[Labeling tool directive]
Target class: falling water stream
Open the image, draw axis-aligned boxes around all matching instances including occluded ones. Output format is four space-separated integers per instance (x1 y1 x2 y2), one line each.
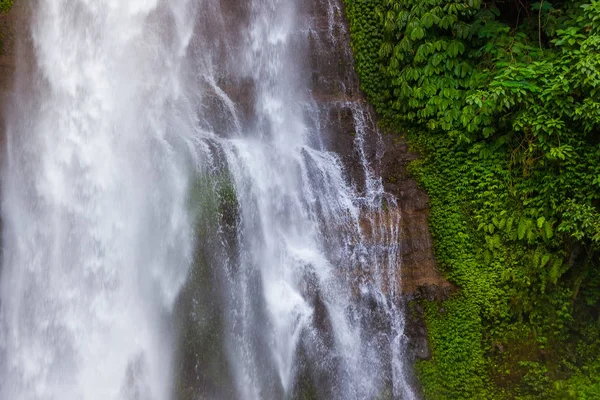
0 0 416 399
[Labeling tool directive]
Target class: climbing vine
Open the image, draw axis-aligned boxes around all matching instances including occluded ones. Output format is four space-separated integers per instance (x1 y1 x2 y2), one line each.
344 0 600 398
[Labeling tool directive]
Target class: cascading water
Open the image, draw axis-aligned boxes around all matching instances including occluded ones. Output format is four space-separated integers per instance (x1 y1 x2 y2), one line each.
0 1 197 399
1 0 417 399
176 0 417 398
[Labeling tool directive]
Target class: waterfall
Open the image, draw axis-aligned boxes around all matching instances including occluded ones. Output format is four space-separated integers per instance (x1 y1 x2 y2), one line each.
0 1 197 399
0 0 416 399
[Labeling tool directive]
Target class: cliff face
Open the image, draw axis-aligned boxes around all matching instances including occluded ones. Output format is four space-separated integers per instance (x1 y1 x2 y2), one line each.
175 0 452 308
302 0 458 371
304 0 453 300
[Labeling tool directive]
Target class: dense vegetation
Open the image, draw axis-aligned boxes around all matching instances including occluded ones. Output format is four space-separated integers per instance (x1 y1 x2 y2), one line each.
344 0 600 398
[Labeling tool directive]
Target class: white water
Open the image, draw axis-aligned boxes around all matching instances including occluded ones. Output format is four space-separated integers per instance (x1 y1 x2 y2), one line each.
0 0 416 399
0 1 197 399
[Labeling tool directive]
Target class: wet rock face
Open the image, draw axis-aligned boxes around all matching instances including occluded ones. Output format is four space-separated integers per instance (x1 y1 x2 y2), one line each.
303 0 454 299
304 0 457 376
379 136 456 297
302 0 370 190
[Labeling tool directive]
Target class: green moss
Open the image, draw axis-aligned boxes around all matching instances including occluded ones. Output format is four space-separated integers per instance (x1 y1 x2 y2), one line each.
188 171 238 231
175 171 239 399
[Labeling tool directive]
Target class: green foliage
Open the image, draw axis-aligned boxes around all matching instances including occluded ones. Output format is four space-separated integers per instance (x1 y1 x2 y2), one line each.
551 359 600 399
0 0 11 14
416 295 497 399
345 0 388 112
344 0 600 398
